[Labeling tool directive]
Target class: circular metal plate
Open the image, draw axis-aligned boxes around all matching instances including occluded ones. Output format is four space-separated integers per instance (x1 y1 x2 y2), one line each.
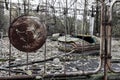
9 15 47 52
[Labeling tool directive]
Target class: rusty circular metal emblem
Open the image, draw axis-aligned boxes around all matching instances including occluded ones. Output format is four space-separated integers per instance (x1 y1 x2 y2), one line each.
9 15 47 52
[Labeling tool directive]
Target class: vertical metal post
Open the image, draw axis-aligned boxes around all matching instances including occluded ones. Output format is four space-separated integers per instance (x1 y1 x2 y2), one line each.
81 0 88 74
107 13 112 73
9 0 12 76
43 30 47 75
104 7 108 80
63 0 68 75
101 0 108 80
100 0 105 79
43 0 47 75
26 0 30 70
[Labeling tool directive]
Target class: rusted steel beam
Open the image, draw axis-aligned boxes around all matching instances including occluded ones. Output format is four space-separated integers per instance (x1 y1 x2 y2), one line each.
100 0 108 80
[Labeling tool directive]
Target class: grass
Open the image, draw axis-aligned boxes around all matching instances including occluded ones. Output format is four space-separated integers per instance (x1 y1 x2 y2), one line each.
0 57 16 62
0 58 8 62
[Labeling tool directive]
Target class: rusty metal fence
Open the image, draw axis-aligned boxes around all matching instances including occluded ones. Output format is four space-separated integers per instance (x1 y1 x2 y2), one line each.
0 0 120 80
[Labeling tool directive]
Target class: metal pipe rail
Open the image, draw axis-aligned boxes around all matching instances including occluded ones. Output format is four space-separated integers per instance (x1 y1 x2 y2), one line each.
1 0 120 80
107 0 120 73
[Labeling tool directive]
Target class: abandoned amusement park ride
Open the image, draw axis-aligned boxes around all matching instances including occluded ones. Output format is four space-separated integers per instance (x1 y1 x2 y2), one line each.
0 0 120 80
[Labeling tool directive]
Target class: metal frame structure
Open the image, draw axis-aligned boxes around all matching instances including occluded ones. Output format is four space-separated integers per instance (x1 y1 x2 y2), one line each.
107 0 120 73
0 0 120 80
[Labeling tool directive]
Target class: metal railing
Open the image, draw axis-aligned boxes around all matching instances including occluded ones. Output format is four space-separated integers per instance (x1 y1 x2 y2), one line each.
0 0 120 80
